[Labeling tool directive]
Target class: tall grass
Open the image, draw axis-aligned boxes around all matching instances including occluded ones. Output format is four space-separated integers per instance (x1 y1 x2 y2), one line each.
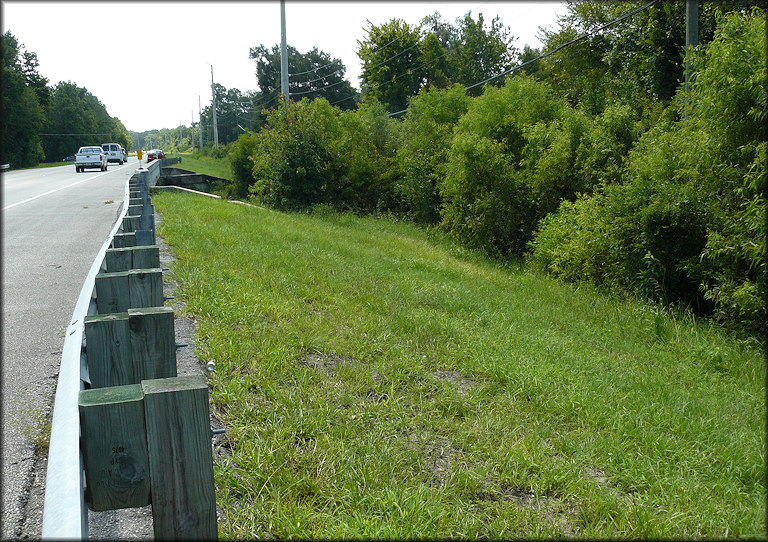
153 191 765 539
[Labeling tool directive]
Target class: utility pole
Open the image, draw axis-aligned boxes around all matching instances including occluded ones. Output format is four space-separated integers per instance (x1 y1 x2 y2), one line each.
208 63 219 148
198 95 204 150
280 0 289 105
684 0 698 94
191 110 195 153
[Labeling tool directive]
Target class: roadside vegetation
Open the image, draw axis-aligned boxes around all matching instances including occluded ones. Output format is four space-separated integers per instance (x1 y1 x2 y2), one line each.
175 152 233 183
153 191 765 538
180 7 765 338
147 5 763 538
1 31 130 168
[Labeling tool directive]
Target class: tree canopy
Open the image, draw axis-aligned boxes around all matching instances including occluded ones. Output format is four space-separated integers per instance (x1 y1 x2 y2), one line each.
250 44 358 110
2 30 130 167
356 12 517 112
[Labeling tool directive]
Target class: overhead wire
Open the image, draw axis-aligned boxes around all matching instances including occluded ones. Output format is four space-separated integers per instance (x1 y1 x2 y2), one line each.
387 0 659 116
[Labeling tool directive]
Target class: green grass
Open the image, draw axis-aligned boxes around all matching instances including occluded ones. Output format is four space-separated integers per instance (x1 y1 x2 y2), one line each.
10 161 72 170
175 152 233 181
153 191 766 539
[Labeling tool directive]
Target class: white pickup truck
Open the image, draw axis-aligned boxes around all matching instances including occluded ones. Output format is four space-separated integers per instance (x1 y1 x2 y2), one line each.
74 146 107 172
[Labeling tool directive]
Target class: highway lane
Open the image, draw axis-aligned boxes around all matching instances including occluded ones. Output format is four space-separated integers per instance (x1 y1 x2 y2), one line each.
2 158 138 538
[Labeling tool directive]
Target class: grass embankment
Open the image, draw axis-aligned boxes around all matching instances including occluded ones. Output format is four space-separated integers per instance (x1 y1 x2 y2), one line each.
175 152 233 181
153 191 765 539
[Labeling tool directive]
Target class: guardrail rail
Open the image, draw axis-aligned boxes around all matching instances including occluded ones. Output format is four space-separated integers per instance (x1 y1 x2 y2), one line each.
41 157 216 540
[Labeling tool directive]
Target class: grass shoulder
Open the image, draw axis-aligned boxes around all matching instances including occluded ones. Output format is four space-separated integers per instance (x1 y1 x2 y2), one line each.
153 191 766 539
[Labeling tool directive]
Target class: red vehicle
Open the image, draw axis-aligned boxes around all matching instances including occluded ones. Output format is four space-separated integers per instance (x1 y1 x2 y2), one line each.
146 149 165 163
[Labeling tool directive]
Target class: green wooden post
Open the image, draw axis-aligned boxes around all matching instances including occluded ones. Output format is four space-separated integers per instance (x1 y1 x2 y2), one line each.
135 230 154 246
84 313 130 387
85 307 176 388
122 215 141 232
128 307 177 381
105 246 160 273
95 271 130 314
132 246 160 269
79 384 151 511
105 248 132 273
95 268 163 313
112 232 136 248
143 376 218 540
129 268 164 308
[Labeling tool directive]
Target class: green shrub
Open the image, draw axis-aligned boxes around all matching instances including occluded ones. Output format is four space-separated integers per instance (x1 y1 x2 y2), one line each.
337 98 399 212
529 10 766 332
250 98 345 210
395 85 471 223
529 178 711 309
441 75 607 256
227 131 258 198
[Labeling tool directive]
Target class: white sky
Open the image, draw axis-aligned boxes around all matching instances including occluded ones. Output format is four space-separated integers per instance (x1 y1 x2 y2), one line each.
2 1 567 132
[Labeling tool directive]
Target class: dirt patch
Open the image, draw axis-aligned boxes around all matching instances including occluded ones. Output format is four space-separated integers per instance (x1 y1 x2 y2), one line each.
425 437 464 486
431 369 475 395
583 466 609 486
582 465 634 506
299 352 360 374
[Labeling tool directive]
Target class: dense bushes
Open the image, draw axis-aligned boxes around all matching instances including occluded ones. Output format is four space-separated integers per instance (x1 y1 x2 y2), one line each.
440 76 639 256
530 10 765 331
246 97 397 212
249 99 344 210
395 85 472 223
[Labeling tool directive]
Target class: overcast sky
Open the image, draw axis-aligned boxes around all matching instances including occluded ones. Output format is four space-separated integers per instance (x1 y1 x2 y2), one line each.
3 1 567 133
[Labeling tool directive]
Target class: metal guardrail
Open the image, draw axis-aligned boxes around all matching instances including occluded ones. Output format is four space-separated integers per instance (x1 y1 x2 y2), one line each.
41 179 131 538
41 156 199 539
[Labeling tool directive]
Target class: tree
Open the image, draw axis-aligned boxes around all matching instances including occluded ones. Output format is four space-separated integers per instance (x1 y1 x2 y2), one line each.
535 0 756 113
450 12 516 95
1 31 45 167
357 18 425 112
41 81 130 162
249 44 358 110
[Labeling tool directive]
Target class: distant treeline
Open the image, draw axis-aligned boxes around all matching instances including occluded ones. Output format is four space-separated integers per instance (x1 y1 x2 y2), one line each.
1 30 130 168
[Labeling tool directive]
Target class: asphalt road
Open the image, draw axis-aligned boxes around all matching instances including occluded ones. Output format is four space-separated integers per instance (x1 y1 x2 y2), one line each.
2 158 138 538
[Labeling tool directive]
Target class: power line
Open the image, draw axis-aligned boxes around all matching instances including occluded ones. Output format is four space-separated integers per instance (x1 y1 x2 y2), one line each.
466 0 659 92
39 133 115 136
388 0 659 117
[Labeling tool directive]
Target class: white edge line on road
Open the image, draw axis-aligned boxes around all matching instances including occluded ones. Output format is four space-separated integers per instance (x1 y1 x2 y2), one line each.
3 169 115 211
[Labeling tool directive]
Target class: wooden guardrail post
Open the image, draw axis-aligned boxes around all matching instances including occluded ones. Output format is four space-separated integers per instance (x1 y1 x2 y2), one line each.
84 307 176 388
79 376 218 539
105 245 160 273
95 268 163 313
79 384 151 511
112 232 136 248
143 375 218 540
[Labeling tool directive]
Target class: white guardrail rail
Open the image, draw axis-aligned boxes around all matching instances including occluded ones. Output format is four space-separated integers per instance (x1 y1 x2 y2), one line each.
41 159 165 538
41 179 130 538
